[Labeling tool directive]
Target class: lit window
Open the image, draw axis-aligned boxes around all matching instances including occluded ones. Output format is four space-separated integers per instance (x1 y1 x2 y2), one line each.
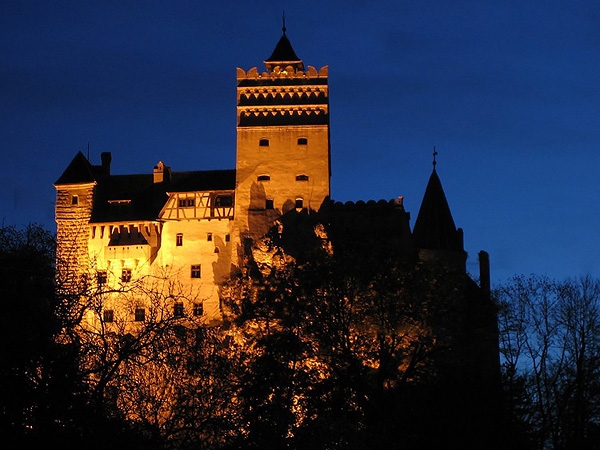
259 138 269 146
97 270 107 285
121 268 132 283
215 195 233 207
296 174 309 181
193 302 204 316
207 232 213 241
257 174 271 181
295 198 304 209
266 199 274 210
135 308 145 322
173 302 184 318
72 195 79 205
103 309 114 323
225 234 230 242
298 137 308 145
178 198 195 207
191 264 201 278
176 233 183 246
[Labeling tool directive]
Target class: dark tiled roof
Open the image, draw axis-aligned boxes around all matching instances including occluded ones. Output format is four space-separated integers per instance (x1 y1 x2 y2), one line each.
412 169 463 252
54 151 97 185
266 34 301 62
90 169 236 223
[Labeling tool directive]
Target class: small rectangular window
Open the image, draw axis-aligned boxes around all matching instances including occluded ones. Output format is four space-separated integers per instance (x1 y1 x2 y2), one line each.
225 234 230 242
207 233 213 242
71 195 79 205
97 270 107 285
176 233 183 246
193 302 204 316
266 199 274 210
134 308 145 322
191 264 201 278
121 268 132 283
257 175 271 181
215 195 233 207
173 302 184 318
178 198 195 207
103 309 114 323
297 138 308 145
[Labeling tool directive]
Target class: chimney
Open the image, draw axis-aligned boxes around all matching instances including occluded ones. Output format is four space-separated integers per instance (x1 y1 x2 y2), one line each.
153 161 171 183
101 152 112 175
478 250 491 298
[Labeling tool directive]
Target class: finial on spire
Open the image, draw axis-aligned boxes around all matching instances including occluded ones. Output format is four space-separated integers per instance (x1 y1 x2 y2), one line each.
282 11 287 35
432 147 438 171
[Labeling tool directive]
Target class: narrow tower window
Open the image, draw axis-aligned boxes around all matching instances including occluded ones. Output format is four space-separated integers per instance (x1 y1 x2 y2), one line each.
191 264 201 278
173 302 184 318
193 302 204 316
121 268 132 283
176 233 183 246
97 270 107 285
259 138 270 147
134 308 145 322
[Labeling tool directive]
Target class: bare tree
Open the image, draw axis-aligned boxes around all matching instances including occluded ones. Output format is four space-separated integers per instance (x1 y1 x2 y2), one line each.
496 275 600 450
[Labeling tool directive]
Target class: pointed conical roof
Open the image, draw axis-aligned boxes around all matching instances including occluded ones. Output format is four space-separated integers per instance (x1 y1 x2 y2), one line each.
264 27 304 72
412 168 463 252
54 151 96 185
266 33 301 62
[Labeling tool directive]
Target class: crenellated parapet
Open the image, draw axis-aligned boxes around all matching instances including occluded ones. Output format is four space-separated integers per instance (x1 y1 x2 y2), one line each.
236 65 328 81
237 66 329 127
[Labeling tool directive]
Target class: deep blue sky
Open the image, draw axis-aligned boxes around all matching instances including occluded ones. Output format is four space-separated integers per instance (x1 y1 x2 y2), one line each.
1 1 599 285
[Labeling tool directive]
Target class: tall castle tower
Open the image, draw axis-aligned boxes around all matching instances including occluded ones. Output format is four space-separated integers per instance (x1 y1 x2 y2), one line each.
234 26 331 244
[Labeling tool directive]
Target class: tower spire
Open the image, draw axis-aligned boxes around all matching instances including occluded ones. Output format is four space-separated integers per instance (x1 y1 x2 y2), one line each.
282 11 286 35
433 147 438 171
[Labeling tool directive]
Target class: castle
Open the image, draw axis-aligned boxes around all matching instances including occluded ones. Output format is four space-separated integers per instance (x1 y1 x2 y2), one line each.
54 27 492 332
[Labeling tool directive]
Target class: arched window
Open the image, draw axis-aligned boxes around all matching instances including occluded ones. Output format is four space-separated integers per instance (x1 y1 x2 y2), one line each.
259 138 269 147
296 174 309 181
295 198 304 209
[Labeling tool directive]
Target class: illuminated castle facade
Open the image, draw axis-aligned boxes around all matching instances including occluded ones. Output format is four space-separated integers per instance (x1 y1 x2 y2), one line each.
54 30 488 329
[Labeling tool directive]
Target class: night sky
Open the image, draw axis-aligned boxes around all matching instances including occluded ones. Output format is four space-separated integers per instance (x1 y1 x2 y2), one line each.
1 1 599 285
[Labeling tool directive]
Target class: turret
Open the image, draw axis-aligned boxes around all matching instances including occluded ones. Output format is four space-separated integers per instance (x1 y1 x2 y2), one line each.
412 153 467 271
234 23 331 247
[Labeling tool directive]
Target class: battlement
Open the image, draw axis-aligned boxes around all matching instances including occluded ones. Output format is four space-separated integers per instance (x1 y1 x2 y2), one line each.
328 197 405 211
236 65 328 81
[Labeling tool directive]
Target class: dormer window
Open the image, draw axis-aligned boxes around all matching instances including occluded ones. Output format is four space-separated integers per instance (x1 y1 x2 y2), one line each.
257 174 271 181
178 198 195 207
296 174 309 181
297 138 308 145
259 138 270 147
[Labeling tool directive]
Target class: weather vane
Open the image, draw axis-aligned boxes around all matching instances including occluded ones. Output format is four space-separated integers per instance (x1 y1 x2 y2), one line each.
433 147 438 170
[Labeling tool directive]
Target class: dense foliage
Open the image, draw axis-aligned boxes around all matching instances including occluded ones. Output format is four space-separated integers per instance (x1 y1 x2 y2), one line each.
4 223 598 449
